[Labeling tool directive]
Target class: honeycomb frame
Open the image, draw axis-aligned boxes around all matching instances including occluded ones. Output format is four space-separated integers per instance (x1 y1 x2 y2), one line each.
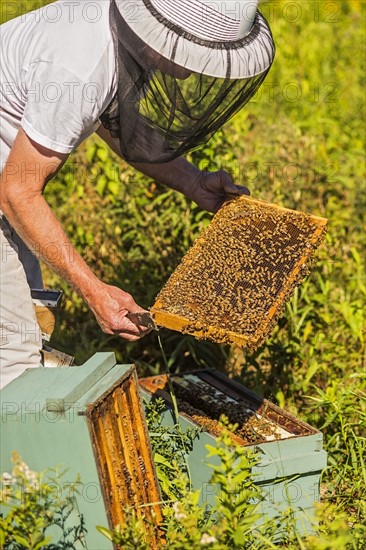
151 195 327 350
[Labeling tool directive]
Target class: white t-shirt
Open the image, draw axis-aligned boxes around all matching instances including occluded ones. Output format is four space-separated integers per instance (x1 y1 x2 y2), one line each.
0 0 117 169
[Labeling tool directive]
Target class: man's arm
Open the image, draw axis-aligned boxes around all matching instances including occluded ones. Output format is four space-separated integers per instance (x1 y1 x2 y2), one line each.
0 129 150 341
96 126 249 213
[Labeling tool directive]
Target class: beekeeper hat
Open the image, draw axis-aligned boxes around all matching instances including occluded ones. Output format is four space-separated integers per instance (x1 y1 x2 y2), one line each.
115 0 275 79
102 0 275 162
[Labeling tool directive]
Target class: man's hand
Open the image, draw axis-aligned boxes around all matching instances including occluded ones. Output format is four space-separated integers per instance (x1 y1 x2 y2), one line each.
88 283 152 341
97 127 250 214
191 170 250 213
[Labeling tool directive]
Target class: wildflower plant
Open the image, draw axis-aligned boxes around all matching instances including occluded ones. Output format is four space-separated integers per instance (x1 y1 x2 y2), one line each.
101 418 279 549
0 452 86 550
99 413 361 549
97 508 150 550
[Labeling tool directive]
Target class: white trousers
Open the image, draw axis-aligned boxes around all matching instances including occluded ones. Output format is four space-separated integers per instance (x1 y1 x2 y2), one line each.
0 214 42 389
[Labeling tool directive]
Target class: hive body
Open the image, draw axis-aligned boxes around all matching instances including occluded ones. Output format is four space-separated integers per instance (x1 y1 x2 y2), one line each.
152 196 327 349
0 353 327 543
0 354 161 550
139 370 327 535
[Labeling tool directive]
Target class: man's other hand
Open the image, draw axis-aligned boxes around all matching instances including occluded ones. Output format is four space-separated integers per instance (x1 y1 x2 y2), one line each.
193 170 250 213
89 283 152 341
97 130 249 215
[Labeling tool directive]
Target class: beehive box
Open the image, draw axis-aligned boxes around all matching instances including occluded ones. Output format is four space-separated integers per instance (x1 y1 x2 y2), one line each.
139 369 327 534
0 353 161 550
1 353 327 544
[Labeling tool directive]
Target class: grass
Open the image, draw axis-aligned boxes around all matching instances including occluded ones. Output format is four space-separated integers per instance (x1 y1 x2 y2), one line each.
1 0 365 547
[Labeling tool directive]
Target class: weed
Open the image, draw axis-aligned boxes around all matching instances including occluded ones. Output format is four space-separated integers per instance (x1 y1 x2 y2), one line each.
0 453 86 550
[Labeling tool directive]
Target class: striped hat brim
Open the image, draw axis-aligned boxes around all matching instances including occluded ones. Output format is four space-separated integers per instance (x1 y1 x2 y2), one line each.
115 0 275 79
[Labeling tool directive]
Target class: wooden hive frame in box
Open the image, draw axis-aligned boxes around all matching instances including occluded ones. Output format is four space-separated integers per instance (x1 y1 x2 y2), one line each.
85 365 162 546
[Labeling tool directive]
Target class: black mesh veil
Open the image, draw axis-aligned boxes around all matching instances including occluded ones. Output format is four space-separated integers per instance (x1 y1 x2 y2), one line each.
101 0 275 163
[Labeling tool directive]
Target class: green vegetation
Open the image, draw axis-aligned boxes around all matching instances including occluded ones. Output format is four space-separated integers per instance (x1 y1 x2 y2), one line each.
0 453 86 549
99 422 279 550
99 415 356 549
1 0 365 547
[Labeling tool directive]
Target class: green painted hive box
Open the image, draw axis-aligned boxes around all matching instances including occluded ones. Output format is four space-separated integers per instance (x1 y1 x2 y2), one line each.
139 369 327 535
0 352 161 550
1 353 327 546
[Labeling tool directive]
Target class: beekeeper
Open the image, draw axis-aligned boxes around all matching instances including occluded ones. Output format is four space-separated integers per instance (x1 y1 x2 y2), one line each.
0 0 275 388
